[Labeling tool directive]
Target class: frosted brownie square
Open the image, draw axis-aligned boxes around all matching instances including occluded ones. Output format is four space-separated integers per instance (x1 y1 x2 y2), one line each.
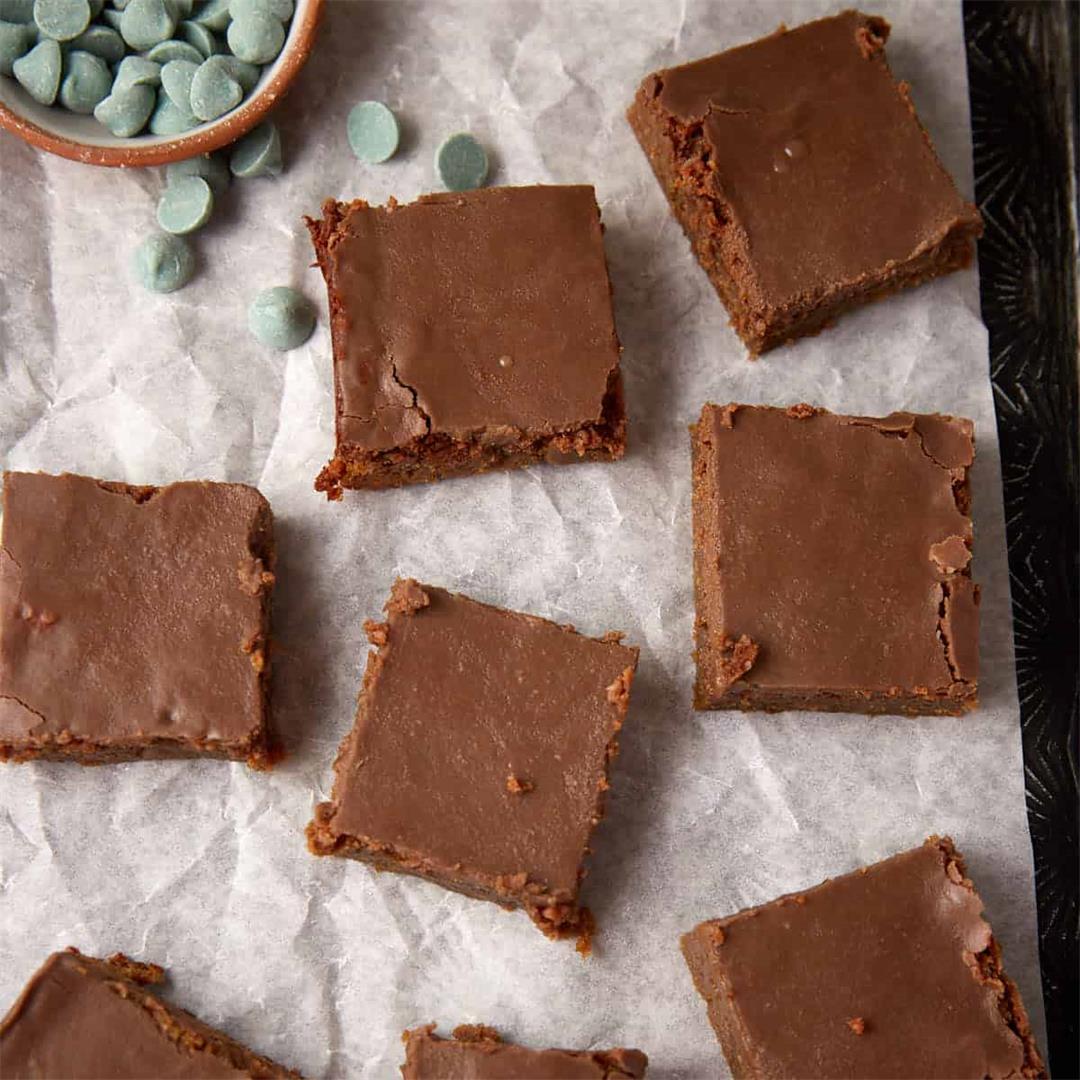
681 837 1045 1078
628 11 982 354
691 404 979 714
306 186 626 496
307 579 638 949
0 472 275 765
0 949 298 1077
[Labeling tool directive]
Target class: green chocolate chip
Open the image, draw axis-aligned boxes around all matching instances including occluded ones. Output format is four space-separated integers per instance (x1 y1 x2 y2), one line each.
0 20 34 75
58 48 110 112
12 37 60 102
0 0 35 22
346 100 398 164
132 231 195 292
229 0 291 21
177 17 216 55
248 286 314 350
229 117 279 176
148 85 196 132
166 150 229 196
190 0 228 30
86 0 101 14
156 173 213 233
159 55 196 107
93 81 154 134
435 131 488 192
225 10 280 63
165 0 191 18
215 50 256 88
144 35 200 62
67 23 123 61
188 53 239 119
99 6 121 28
119 0 174 50
111 0 130 8
32 0 89 41
113 52 159 88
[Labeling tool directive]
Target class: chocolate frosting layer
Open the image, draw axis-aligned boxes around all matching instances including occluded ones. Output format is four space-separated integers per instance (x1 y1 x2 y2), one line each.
315 186 622 450
653 10 979 305
694 404 977 697
0 473 273 756
0 950 298 1079
320 580 637 902
401 1025 648 1079
681 838 1043 1078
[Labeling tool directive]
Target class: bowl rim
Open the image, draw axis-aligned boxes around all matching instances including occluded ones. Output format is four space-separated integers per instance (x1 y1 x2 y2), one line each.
0 0 324 168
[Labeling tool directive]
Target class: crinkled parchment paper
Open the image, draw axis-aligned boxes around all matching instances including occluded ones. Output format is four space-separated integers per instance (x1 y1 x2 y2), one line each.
0 1 1046 1075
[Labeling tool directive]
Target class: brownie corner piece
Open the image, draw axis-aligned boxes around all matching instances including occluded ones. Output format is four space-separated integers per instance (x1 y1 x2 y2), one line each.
0 471 276 766
401 1023 648 1079
0 948 300 1078
306 579 638 948
680 836 1046 1078
627 10 982 354
304 185 626 496
690 404 978 715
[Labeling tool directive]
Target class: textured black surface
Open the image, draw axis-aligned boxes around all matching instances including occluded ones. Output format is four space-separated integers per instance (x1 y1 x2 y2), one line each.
963 4 1079 1076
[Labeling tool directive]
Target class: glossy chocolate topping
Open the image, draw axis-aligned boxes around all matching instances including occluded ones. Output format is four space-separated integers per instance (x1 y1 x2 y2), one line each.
0 473 273 758
681 838 1044 1078
315 186 622 450
318 580 637 902
401 1025 648 1080
694 404 977 697
0 950 298 1079
653 10 979 304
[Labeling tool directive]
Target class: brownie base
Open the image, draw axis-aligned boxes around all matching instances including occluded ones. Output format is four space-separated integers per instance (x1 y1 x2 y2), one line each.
0 734 275 768
306 809 595 948
693 682 979 716
626 77 981 357
401 1024 648 1080
315 383 626 498
680 926 759 1078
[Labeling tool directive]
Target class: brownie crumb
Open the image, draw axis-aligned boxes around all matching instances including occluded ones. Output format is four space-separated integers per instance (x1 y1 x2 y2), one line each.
716 403 739 429
386 578 430 615
606 667 635 708
847 1017 866 1035
855 17 888 59
364 620 390 646
451 1024 502 1044
785 403 819 420
506 774 533 795
103 952 165 986
715 634 759 691
930 536 972 573
240 634 267 673
237 558 275 596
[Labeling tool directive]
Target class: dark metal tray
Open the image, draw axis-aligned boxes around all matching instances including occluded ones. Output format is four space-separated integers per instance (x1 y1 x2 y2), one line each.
963 4 1079 1075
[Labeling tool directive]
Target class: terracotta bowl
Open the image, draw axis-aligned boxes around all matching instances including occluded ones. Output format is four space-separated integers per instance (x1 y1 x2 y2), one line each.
0 0 323 168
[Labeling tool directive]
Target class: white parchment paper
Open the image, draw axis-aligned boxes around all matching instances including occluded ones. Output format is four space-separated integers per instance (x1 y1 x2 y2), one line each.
0 2 1047 1076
